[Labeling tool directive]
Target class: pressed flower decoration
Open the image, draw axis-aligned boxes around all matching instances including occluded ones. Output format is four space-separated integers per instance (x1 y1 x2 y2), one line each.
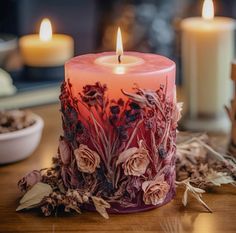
74 144 101 174
17 80 236 218
142 174 170 206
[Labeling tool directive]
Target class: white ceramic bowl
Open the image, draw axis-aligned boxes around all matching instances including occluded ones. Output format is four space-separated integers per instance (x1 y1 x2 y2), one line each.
0 114 44 164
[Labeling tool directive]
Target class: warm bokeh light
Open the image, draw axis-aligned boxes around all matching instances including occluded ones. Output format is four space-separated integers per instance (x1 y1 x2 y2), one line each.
39 18 52 41
116 27 123 57
202 0 214 20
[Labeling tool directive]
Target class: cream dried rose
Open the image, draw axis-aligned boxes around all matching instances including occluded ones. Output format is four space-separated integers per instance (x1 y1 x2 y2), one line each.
116 140 150 176
74 144 100 174
142 175 170 205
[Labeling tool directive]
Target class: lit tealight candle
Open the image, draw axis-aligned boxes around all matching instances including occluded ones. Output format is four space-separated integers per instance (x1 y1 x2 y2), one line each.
19 18 74 67
181 0 235 131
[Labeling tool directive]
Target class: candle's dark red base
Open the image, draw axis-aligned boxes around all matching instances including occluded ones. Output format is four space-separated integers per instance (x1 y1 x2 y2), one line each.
83 185 175 214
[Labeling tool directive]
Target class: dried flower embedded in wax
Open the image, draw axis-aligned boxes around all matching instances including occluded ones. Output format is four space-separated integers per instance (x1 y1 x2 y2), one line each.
74 144 100 174
142 175 170 206
116 140 150 176
80 82 107 107
17 80 180 218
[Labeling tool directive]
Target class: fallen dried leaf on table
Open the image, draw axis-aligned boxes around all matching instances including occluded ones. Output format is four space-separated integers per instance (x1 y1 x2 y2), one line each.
16 182 52 211
91 196 111 219
176 133 236 212
176 179 212 213
206 170 235 186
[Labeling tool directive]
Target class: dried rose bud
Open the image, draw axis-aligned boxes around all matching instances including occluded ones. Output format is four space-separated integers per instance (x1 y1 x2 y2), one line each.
18 170 42 192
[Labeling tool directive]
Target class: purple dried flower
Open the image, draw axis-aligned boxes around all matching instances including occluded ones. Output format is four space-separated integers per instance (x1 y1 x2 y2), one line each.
129 102 140 110
158 145 167 158
117 125 129 141
80 82 107 106
144 118 154 130
109 115 118 125
110 105 120 114
76 121 84 134
117 98 125 106
125 110 140 123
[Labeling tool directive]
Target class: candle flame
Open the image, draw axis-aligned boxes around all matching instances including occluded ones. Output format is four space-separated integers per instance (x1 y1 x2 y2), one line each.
39 18 52 41
116 27 123 63
202 0 214 20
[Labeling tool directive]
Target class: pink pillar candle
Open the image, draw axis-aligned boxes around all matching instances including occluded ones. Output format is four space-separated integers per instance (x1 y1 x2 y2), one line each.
60 51 178 213
65 52 175 102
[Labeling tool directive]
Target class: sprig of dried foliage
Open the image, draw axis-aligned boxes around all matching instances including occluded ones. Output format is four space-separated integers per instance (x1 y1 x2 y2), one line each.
175 133 236 212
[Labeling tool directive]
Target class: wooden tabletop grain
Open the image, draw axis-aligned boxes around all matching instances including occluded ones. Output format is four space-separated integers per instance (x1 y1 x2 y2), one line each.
0 104 236 233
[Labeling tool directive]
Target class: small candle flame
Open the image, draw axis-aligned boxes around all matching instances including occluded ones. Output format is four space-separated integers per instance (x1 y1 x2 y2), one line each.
202 0 214 20
116 27 123 63
39 18 52 41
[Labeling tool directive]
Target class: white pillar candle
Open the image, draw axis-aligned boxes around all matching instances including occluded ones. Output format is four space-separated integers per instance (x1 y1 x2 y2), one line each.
181 0 235 119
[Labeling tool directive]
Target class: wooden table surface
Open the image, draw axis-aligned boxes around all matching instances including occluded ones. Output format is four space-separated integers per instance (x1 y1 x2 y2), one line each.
1 104 236 233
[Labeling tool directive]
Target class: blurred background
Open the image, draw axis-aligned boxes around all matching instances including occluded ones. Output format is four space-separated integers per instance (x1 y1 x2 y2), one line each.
0 0 236 109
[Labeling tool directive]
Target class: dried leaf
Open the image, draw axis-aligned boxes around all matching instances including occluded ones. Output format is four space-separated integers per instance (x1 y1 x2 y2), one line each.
121 89 148 106
191 186 205 194
91 196 111 219
176 180 212 213
191 191 212 213
16 182 52 211
206 170 234 186
59 139 71 165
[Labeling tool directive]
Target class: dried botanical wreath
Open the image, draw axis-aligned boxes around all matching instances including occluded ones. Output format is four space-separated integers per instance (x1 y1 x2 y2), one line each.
16 81 236 219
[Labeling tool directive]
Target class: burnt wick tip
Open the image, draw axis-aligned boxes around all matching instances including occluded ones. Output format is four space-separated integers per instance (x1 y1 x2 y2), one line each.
118 54 121 64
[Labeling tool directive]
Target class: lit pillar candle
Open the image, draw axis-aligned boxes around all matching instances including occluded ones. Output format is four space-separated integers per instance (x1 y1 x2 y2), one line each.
181 0 235 119
60 28 179 213
19 18 74 67
66 28 175 104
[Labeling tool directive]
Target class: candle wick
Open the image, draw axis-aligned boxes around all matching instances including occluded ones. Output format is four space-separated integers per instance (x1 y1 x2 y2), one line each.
118 54 121 64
